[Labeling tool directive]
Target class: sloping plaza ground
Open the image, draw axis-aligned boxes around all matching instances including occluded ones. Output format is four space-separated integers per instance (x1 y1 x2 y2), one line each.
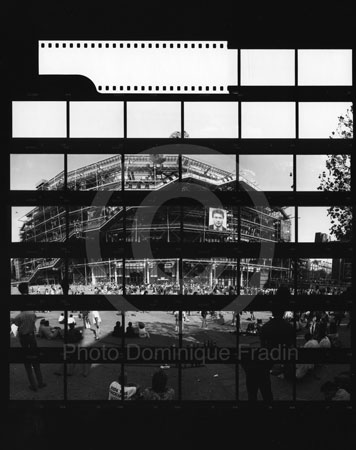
10 362 350 401
10 311 350 401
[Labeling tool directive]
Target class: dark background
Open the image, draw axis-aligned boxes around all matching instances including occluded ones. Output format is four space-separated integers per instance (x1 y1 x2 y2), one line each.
3 1 354 447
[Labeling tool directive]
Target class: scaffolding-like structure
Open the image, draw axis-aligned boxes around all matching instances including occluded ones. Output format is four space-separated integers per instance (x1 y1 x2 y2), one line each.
14 154 291 286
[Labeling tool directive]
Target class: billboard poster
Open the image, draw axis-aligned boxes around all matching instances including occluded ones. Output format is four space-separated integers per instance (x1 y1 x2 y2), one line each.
208 208 227 231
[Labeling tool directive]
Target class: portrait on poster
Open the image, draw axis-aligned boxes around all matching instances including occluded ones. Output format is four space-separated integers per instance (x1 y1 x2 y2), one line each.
208 208 227 231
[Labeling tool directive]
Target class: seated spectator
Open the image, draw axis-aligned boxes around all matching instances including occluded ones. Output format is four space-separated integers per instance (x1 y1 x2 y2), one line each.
67 314 76 326
67 322 83 344
320 381 350 401
142 369 175 400
58 313 65 324
38 320 61 340
138 322 150 338
112 321 123 337
125 322 137 338
108 372 140 400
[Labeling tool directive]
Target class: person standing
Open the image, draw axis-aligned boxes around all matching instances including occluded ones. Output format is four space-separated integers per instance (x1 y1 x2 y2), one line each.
201 311 208 329
174 311 179 332
91 311 102 340
81 311 91 329
242 287 294 401
11 283 46 391
67 322 91 377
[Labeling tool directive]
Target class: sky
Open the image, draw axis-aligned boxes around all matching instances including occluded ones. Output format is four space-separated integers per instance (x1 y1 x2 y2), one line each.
239 154 293 190
11 97 351 189
68 154 118 172
12 100 352 140
10 154 64 190
241 49 352 86
296 155 328 190
298 207 336 242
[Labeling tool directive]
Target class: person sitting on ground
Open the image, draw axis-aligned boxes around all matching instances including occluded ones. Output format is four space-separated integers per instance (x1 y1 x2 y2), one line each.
67 322 83 344
138 321 150 338
67 314 76 326
320 381 350 401
108 372 140 400
125 321 137 338
142 369 175 400
112 321 123 337
58 313 65 325
38 319 61 340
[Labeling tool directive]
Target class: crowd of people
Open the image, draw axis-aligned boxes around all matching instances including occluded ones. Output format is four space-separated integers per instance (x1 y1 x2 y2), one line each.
14 281 351 296
294 310 350 381
11 309 102 347
112 320 150 338
296 286 349 295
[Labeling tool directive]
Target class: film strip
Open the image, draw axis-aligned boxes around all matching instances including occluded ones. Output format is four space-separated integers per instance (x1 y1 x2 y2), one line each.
39 40 237 94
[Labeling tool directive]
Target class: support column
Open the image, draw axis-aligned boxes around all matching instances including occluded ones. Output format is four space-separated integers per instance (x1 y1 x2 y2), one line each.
144 259 149 284
209 264 213 287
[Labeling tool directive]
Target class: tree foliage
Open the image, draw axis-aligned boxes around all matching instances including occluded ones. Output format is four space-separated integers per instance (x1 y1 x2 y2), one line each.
318 105 353 241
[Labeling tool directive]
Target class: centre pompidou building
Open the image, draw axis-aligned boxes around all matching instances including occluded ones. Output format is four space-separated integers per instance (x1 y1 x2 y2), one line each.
13 153 292 289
